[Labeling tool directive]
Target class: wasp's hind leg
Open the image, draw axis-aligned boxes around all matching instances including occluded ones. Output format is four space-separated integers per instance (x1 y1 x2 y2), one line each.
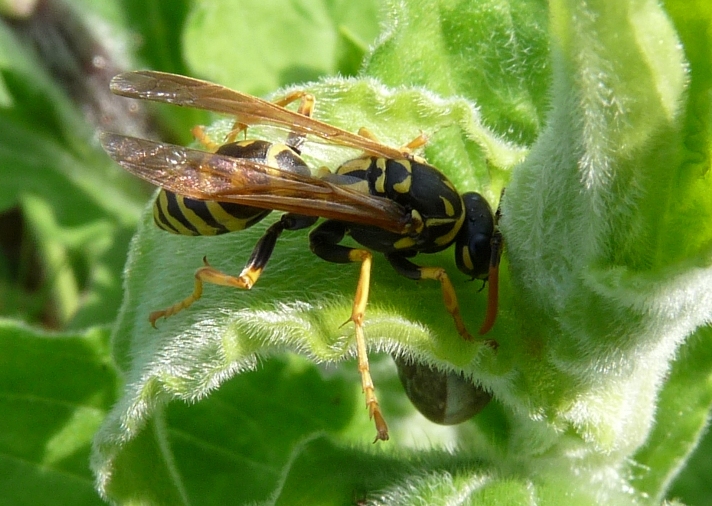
190 90 316 150
309 220 389 442
385 253 498 349
149 213 317 326
356 127 428 156
227 90 315 148
273 91 315 151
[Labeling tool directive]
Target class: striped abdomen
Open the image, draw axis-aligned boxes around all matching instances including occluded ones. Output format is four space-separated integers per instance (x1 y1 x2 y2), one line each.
153 139 310 236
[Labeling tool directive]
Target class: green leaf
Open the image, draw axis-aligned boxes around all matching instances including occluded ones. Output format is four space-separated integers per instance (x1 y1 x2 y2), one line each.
365 0 550 145
0 320 117 505
92 0 712 503
95 352 380 504
183 0 380 94
633 326 712 503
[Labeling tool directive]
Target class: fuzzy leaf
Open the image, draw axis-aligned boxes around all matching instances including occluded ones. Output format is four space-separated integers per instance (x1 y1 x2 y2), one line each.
183 0 380 94
0 320 117 505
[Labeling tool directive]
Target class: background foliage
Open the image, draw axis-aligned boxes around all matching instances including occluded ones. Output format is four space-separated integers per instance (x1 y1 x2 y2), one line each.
0 0 710 504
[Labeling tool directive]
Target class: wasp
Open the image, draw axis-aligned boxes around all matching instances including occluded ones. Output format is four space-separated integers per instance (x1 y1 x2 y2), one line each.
102 71 503 442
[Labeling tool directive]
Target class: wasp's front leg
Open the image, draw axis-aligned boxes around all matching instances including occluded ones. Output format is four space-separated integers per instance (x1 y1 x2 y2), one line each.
385 253 498 349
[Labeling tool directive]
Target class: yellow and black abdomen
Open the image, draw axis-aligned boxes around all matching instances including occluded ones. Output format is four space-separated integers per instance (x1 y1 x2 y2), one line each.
153 139 310 236
153 191 271 236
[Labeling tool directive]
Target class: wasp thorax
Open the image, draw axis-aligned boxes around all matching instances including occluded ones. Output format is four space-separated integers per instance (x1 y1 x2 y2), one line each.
455 192 494 280
394 356 491 425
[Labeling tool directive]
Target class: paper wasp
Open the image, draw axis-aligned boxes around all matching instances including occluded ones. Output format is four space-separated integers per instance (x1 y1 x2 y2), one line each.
102 71 503 442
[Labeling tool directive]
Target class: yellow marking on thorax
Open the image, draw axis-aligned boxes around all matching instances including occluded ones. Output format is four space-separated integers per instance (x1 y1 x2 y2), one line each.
392 176 411 194
426 217 457 227
344 179 371 195
410 209 425 234
392 160 413 194
440 195 455 216
393 236 417 249
374 158 388 193
433 204 466 246
337 157 371 176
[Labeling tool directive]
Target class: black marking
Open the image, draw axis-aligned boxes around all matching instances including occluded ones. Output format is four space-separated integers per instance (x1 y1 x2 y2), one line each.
216 140 269 160
336 158 371 181
182 197 231 234
386 160 412 194
154 194 181 234
164 192 200 235
217 201 267 220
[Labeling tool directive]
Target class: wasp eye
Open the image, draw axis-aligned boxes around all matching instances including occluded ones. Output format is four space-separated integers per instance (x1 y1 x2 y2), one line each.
455 192 494 279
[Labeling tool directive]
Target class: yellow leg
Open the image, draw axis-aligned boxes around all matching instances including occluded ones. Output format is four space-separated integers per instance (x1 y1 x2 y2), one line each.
191 125 222 152
149 257 262 327
348 248 389 442
310 220 389 441
418 266 498 349
400 132 428 152
418 266 471 340
272 90 314 111
226 90 315 145
357 127 428 156
356 126 380 142
149 214 317 327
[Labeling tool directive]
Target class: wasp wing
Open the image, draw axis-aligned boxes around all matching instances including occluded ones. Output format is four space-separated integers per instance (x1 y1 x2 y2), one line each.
101 132 411 234
110 71 409 160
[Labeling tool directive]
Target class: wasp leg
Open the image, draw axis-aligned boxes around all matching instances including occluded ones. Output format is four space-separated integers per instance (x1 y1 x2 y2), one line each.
356 127 380 143
278 91 314 151
399 132 428 152
226 91 315 149
191 124 223 152
385 254 498 349
356 127 428 155
149 213 317 326
190 91 316 151
309 220 389 442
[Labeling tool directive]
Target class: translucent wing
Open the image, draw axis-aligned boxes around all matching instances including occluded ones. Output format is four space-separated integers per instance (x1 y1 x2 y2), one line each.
101 132 412 234
109 70 409 160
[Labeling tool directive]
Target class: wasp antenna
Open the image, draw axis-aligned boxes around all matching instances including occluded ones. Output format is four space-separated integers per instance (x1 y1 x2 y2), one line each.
478 262 499 335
